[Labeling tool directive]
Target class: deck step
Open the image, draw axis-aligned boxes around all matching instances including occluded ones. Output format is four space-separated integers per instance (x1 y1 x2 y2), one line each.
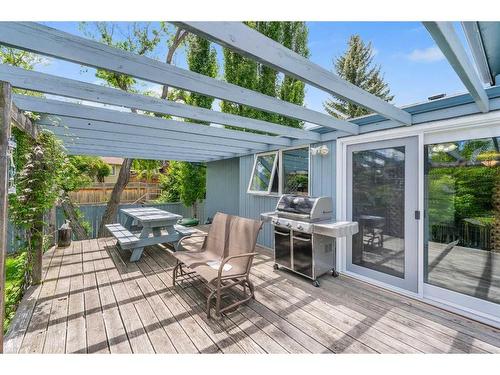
105 223 140 249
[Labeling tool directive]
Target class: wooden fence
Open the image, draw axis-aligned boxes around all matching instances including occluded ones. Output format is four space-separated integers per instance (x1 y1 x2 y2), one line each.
69 182 161 204
7 201 206 253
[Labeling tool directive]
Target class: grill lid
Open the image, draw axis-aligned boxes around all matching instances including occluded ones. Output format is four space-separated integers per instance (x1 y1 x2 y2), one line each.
276 194 316 215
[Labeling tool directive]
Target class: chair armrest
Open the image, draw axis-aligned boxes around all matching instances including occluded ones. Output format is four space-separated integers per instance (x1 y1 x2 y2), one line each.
177 233 208 252
218 252 258 279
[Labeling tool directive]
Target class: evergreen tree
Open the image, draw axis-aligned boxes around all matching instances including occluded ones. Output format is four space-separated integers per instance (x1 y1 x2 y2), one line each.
323 34 393 119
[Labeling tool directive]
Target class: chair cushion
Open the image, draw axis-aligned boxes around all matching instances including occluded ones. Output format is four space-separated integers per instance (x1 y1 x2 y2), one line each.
190 260 246 284
173 249 221 268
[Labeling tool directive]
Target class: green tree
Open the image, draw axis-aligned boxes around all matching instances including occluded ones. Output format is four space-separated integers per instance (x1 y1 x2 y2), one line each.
58 156 111 239
80 22 165 237
0 47 42 69
132 159 162 183
279 22 309 128
159 34 218 218
185 34 218 115
323 34 393 119
158 161 206 218
222 22 309 128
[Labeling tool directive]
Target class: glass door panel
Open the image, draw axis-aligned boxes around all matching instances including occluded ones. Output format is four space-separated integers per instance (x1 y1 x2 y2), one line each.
347 137 418 292
424 137 500 305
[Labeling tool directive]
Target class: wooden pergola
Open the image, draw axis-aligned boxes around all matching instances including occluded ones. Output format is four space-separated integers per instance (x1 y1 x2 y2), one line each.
0 21 492 351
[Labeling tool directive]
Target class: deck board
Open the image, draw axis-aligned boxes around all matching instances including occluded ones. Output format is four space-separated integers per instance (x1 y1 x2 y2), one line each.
5 231 500 354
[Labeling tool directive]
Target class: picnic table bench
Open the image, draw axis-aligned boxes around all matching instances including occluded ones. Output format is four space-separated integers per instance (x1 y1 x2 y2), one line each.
105 207 195 262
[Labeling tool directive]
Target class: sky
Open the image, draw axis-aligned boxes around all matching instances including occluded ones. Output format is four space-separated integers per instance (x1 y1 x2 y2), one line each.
34 21 470 115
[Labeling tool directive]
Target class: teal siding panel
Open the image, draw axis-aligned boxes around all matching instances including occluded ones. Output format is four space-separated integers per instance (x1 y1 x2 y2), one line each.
239 155 278 249
310 141 337 215
206 158 240 219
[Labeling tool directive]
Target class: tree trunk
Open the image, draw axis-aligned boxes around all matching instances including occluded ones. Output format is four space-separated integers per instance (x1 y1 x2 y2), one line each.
98 158 133 237
61 193 89 241
161 28 188 100
192 201 198 219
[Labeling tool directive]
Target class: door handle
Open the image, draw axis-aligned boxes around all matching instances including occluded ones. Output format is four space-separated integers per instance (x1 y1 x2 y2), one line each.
415 210 421 220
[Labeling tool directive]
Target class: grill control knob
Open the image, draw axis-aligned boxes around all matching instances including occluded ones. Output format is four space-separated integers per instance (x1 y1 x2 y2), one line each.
276 220 280 225
297 224 303 230
286 223 292 228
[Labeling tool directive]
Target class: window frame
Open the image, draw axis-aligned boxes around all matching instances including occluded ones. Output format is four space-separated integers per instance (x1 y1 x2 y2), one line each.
247 145 310 196
247 150 279 195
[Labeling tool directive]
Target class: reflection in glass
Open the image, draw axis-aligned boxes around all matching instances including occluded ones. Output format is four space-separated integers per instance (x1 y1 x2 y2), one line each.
425 137 500 304
352 147 405 278
249 153 277 192
283 147 309 195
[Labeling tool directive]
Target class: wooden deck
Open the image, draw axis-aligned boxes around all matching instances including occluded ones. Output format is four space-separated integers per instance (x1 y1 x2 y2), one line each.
5 234 500 354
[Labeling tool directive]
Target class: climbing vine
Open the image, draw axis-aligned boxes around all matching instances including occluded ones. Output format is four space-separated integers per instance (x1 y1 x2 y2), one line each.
8 129 66 284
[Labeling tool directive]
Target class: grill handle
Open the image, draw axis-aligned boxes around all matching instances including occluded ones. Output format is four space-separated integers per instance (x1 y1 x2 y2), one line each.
274 230 290 236
292 235 311 242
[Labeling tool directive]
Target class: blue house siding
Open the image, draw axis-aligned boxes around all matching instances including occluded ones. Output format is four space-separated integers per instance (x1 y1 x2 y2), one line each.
206 158 240 219
310 141 337 215
239 155 278 249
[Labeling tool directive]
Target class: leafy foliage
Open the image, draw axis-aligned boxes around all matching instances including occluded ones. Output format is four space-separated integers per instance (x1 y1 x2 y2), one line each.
132 159 162 182
157 161 206 217
157 32 217 217
222 22 309 128
324 35 393 119
60 156 111 192
9 131 66 229
4 253 27 333
80 22 164 91
185 34 218 116
0 46 43 70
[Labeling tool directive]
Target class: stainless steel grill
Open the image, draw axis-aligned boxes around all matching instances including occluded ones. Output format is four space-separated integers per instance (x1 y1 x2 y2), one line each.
261 194 358 287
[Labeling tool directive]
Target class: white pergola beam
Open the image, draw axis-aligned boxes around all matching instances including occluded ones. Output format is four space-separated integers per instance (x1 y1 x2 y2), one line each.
14 94 289 147
461 22 494 86
0 64 320 141
65 145 210 162
53 132 233 157
0 22 357 134
39 116 252 154
65 146 212 161
424 22 489 113
176 22 412 126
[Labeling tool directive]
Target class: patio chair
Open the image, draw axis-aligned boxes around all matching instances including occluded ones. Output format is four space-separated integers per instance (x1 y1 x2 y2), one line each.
172 212 263 318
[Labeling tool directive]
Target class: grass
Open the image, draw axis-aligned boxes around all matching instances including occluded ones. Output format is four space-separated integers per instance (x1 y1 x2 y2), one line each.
4 252 27 334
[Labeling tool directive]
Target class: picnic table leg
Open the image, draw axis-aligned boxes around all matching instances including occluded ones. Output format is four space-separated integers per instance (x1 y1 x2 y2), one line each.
124 216 133 230
164 224 183 251
129 226 150 262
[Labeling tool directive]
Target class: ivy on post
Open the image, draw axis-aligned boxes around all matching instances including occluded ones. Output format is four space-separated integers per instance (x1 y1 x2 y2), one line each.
0 81 13 353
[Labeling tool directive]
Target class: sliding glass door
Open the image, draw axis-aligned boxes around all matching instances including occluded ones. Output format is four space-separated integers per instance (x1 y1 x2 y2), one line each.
424 136 500 313
346 137 419 292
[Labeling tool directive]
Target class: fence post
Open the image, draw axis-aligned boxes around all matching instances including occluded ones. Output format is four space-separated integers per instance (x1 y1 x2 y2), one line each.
0 81 13 353
31 213 44 284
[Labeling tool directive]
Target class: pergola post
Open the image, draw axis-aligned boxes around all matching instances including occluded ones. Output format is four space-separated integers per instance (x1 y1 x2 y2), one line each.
0 81 13 353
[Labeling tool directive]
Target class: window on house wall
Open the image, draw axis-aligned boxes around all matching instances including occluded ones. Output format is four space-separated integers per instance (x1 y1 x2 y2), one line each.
110 166 116 176
247 147 309 196
248 152 279 194
283 147 309 196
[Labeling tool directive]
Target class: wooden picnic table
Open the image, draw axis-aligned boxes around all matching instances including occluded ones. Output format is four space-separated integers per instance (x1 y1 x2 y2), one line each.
106 207 194 262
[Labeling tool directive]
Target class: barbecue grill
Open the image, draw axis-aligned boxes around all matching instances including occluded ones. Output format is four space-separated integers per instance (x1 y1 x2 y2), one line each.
261 194 358 287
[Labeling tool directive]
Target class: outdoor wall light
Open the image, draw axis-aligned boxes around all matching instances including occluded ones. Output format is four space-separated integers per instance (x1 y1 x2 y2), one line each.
311 145 329 157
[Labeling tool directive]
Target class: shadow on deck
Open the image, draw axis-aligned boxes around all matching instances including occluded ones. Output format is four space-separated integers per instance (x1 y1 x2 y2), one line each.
5 230 500 354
